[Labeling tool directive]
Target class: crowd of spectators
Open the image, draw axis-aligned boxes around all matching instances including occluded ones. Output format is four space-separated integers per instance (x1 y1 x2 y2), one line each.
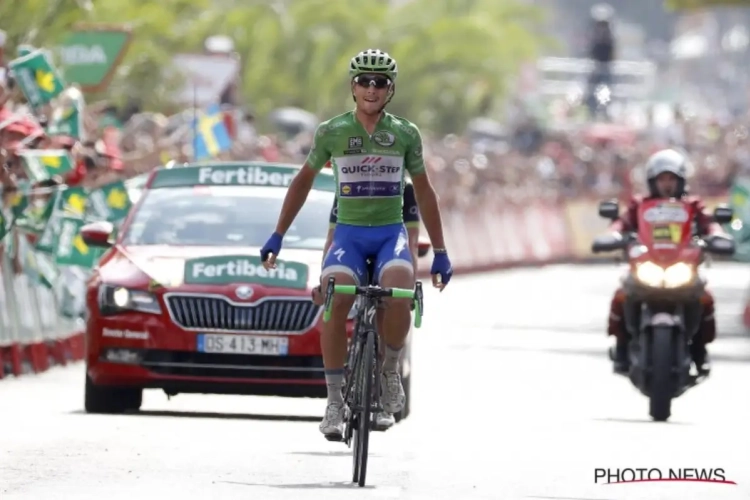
0 69 745 222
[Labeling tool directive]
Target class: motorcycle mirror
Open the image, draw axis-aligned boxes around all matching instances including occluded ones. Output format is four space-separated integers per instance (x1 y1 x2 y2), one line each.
704 234 735 256
591 233 628 253
598 200 619 220
713 205 733 224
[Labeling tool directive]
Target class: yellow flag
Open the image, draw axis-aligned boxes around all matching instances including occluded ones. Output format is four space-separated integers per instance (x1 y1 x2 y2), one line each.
11 192 24 207
41 155 61 169
35 70 55 93
73 235 89 255
106 188 128 210
67 193 86 214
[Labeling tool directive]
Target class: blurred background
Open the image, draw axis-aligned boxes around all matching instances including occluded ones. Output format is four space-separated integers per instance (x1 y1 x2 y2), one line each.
4 3 750 494
2 0 750 277
1 0 749 203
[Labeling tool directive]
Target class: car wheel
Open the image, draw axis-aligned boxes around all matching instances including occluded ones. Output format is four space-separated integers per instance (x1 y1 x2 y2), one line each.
394 373 411 422
85 373 143 414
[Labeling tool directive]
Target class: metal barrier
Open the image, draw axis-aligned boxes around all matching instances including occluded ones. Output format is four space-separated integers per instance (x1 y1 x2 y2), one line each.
0 230 85 378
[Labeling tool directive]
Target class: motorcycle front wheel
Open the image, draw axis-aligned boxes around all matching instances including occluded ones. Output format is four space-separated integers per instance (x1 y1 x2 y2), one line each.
649 326 676 422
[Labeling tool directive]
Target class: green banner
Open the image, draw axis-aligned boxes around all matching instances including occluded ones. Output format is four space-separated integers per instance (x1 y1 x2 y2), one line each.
58 27 132 92
8 49 66 108
19 150 74 182
54 215 101 267
0 208 10 242
47 88 86 140
87 180 132 222
183 255 309 289
16 189 60 236
150 163 336 192
61 186 88 216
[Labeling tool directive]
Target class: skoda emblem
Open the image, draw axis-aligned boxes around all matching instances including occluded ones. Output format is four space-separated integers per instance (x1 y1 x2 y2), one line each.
235 286 253 299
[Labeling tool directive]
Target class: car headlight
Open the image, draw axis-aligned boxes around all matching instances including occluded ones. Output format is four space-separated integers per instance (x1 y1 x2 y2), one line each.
98 285 162 315
635 262 694 288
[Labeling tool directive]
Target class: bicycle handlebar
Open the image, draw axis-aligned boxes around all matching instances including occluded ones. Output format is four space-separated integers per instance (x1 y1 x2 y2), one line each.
321 278 423 329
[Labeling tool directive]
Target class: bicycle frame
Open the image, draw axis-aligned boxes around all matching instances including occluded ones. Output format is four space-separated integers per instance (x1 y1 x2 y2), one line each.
322 277 422 487
342 294 382 430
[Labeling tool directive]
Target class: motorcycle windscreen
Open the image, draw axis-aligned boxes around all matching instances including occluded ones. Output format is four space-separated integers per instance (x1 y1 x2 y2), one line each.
636 199 696 258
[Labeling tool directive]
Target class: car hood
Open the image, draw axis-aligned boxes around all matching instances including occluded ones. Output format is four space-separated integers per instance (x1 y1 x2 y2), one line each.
101 245 324 290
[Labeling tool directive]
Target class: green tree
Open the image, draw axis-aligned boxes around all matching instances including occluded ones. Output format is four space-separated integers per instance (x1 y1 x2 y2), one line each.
665 0 750 10
211 0 549 133
2 0 548 133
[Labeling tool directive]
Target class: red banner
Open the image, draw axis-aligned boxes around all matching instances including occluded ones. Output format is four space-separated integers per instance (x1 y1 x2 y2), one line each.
417 200 571 276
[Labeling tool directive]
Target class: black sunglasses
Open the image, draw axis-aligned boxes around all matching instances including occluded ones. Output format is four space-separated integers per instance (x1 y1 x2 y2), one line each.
354 75 392 89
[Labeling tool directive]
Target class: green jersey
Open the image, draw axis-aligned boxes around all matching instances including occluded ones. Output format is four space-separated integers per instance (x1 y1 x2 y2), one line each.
305 111 426 226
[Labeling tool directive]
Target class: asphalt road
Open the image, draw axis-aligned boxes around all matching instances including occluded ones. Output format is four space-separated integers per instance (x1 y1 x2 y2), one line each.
1 263 749 499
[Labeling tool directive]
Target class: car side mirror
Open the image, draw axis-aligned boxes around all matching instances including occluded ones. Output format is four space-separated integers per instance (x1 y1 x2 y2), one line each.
80 220 115 248
417 240 431 258
598 200 619 220
704 234 735 256
713 205 733 224
592 233 628 253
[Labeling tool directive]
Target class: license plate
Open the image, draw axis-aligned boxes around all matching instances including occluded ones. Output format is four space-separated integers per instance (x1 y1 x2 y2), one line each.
196 334 289 356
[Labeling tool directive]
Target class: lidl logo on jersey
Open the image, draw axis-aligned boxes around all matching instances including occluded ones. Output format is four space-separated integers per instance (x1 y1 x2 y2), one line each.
335 154 403 198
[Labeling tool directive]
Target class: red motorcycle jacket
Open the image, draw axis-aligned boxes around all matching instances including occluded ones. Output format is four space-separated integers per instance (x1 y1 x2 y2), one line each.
609 195 722 236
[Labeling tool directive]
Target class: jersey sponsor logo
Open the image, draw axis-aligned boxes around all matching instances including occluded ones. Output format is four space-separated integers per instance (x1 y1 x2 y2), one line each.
341 165 400 174
334 154 404 198
349 136 363 148
414 144 423 157
372 131 395 147
340 181 400 198
344 149 364 155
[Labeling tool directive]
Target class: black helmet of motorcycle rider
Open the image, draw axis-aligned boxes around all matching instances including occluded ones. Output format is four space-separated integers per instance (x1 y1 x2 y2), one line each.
645 149 688 199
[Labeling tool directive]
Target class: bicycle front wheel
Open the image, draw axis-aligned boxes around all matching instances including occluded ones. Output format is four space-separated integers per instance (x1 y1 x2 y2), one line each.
353 329 376 487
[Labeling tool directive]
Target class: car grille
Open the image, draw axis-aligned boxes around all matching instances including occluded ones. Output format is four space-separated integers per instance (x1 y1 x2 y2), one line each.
165 295 320 333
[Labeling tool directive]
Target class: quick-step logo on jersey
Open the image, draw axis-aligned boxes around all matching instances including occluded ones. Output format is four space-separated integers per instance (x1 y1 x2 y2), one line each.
335 154 403 198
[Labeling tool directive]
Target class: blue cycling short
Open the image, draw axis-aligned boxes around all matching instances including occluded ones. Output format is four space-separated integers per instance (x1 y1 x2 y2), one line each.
322 223 412 285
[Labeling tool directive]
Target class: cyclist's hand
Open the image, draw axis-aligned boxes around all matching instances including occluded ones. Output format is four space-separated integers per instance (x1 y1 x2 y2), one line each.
260 232 283 270
430 252 453 291
311 285 324 306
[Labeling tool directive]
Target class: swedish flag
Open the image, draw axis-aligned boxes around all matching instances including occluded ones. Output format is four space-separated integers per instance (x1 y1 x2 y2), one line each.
192 104 232 160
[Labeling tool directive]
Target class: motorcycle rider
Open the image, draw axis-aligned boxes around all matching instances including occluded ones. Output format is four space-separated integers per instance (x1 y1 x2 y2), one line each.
607 148 722 375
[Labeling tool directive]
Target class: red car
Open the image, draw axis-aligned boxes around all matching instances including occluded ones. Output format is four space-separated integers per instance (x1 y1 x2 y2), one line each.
82 162 428 420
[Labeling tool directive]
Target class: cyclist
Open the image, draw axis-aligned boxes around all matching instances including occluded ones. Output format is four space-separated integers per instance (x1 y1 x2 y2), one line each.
313 173 421 431
261 48 453 440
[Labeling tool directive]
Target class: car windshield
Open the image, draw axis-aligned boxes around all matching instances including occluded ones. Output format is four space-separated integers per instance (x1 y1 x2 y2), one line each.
121 186 332 250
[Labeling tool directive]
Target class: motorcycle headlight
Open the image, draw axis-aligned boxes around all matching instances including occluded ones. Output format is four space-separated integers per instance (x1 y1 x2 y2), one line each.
635 261 664 287
663 263 694 288
98 285 162 316
635 262 694 288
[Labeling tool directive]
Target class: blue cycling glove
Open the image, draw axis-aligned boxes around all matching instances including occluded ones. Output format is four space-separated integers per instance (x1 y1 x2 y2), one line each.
260 232 284 263
430 252 453 287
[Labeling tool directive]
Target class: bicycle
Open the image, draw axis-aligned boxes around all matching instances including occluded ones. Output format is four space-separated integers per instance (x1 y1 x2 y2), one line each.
322 275 424 487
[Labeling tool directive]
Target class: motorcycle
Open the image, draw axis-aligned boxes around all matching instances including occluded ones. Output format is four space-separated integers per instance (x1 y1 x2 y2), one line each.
592 198 736 421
